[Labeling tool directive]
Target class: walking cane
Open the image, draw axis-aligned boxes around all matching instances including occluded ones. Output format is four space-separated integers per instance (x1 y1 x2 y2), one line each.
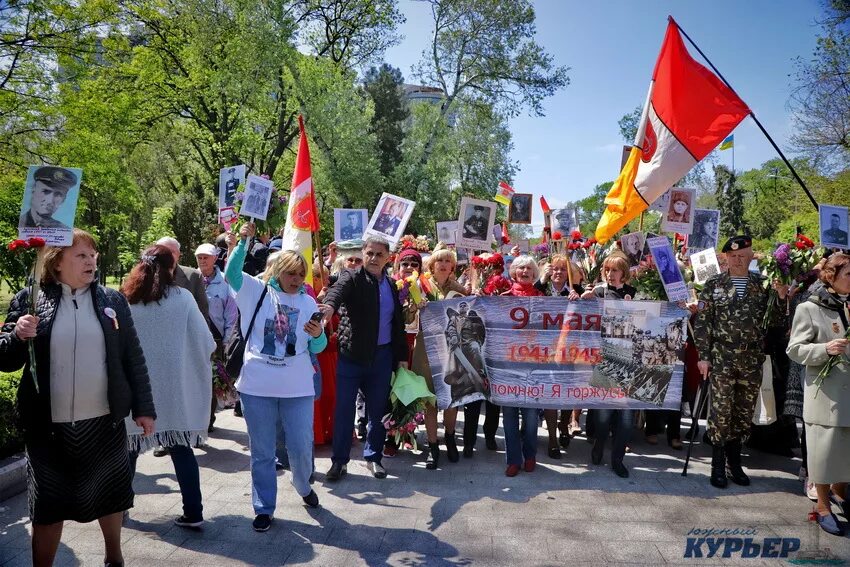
682 376 710 476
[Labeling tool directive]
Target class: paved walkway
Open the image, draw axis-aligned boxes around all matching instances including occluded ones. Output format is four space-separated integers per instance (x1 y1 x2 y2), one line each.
1 410 848 566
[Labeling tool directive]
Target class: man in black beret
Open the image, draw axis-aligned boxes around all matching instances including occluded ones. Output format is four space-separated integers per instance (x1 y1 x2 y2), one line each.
693 235 787 489
20 166 76 229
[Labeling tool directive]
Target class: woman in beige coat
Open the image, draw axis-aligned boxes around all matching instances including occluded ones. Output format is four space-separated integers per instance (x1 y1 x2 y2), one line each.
787 252 850 537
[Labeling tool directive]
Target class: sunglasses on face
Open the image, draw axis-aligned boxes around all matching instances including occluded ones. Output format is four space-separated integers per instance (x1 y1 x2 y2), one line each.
348 258 363 264
400 262 420 269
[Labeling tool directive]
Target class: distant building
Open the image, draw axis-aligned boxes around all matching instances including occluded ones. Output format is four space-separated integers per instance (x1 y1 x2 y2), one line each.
402 84 456 126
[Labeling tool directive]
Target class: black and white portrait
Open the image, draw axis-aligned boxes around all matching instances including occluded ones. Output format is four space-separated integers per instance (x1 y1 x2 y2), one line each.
508 193 532 224
690 248 720 285
551 207 579 235
819 204 849 249
218 164 245 209
435 220 457 245
443 302 489 403
646 236 689 302
364 192 416 247
456 197 496 250
660 187 695 235
334 208 368 241
689 209 720 253
240 175 274 220
620 231 645 267
18 165 82 246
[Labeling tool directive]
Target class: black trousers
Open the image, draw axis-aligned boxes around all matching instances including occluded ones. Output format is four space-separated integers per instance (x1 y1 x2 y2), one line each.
463 400 500 446
644 409 682 442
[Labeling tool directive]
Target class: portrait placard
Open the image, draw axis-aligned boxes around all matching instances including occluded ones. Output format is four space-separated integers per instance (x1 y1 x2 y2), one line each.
240 175 274 220
364 193 415 247
646 236 688 301
334 208 368 242
689 209 720 253
435 220 457 245
620 231 646 267
18 165 82 246
218 164 246 210
819 204 849 249
456 197 497 251
550 206 579 235
690 248 721 285
660 187 695 235
508 193 532 224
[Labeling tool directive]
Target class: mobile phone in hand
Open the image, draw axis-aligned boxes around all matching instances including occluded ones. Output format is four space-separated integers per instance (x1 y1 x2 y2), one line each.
310 311 324 323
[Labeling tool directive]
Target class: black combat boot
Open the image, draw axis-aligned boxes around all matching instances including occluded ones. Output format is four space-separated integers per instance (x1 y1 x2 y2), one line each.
425 442 440 470
710 443 728 488
445 432 459 462
725 440 750 486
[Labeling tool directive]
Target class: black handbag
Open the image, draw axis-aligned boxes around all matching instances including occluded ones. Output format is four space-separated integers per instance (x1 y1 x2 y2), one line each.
224 286 268 378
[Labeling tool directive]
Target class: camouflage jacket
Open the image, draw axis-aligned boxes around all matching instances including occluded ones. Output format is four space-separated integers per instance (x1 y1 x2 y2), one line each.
693 271 786 361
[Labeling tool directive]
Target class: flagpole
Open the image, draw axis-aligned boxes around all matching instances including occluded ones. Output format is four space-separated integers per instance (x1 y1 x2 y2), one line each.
670 17 819 211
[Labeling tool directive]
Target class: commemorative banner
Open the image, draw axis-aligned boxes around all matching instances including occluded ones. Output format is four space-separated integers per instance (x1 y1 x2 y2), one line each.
420 297 688 411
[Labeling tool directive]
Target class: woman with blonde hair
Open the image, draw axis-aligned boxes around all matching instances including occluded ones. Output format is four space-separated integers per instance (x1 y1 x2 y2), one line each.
410 244 469 468
225 223 327 532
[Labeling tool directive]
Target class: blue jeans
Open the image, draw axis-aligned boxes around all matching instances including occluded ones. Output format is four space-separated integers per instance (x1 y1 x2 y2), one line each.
276 358 321 468
594 409 634 464
502 406 539 466
129 444 203 520
241 393 314 515
332 345 393 465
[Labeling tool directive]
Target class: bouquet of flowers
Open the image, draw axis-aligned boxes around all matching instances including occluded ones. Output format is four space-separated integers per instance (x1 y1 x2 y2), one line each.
212 358 238 406
6 237 47 392
397 234 431 253
482 273 511 295
382 367 434 449
759 234 822 328
396 271 432 304
632 256 666 301
470 252 506 294
532 242 550 259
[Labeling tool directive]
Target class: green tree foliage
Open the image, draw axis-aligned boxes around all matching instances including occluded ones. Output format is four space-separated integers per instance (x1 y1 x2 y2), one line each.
714 164 746 238
363 64 408 177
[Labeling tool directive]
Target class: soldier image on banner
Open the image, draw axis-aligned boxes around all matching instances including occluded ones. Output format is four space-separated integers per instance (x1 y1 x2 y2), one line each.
218 164 246 209
693 235 788 489
18 165 82 246
443 301 489 404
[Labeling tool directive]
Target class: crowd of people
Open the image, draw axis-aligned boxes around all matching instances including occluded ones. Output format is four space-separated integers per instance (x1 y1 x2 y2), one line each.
1 223 849 565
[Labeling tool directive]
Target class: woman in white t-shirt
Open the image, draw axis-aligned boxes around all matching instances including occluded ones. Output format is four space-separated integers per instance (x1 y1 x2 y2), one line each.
225 223 327 533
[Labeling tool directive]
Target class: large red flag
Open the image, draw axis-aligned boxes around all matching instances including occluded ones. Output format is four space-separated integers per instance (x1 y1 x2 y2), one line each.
281 115 320 277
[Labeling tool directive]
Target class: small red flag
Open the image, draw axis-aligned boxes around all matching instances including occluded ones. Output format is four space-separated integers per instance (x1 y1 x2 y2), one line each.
540 196 551 214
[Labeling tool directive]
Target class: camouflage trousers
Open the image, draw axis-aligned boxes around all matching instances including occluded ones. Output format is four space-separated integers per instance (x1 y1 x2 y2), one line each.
707 360 762 445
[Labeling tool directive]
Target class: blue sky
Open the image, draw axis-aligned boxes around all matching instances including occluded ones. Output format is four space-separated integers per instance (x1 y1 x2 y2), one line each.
383 0 826 225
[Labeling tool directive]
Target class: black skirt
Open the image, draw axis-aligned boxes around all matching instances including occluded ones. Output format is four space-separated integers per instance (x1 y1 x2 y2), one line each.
26 414 134 525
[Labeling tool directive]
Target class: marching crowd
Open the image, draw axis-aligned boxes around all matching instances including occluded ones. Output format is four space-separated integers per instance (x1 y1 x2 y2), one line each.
1 224 849 566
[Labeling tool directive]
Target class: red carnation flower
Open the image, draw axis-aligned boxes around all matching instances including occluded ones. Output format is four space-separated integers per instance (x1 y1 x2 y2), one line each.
795 241 806 250
570 230 583 241
8 239 29 251
27 237 46 248
488 253 504 267
551 231 563 241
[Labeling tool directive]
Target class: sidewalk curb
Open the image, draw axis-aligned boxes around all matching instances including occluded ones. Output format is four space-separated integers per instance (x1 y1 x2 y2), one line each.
0 453 26 502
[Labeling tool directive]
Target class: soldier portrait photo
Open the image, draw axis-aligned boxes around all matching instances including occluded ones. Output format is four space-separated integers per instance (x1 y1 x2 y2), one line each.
241 177 272 219
18 165 82 245
364 192 415 247
456 196 496 250
218 164 245 209
551 207 579 235
435 220 457 245
819 204 849 248
689 209 721 253
507 193 532 224
334 208 367 241
443 301 489 404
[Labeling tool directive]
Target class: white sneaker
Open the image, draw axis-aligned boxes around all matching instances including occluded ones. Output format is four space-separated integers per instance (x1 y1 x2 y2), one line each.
805 478 818 502
366 461 387 479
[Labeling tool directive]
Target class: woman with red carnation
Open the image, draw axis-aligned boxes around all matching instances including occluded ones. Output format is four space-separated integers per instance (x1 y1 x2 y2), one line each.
500 255 544 476
1 229 155 567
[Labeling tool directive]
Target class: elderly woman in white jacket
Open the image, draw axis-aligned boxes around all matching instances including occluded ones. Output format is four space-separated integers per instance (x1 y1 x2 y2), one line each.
787 252 850 537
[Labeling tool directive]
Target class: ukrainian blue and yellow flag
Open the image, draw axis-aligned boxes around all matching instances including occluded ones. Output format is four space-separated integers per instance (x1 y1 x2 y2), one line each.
719 134 734 151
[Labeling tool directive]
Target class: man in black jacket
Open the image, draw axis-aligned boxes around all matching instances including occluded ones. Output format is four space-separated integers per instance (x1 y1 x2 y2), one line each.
319 236 408 480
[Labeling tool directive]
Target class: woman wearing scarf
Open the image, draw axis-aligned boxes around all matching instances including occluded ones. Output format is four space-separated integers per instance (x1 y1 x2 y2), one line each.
787 253 850 536
500 255 544 476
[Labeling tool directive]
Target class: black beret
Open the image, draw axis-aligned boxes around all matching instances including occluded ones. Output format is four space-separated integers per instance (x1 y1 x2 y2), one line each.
33 166 77 192
721 235 752 253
